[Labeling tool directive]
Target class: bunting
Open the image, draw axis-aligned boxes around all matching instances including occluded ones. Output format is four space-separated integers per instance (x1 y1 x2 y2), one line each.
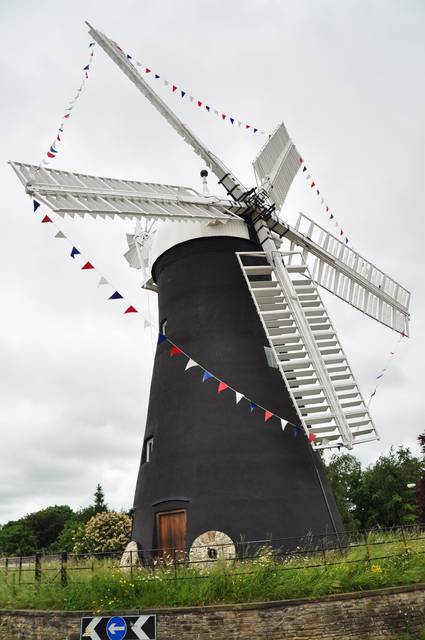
31 198 320 448
123 44 352 245
368 332 406 406
30 41 95 178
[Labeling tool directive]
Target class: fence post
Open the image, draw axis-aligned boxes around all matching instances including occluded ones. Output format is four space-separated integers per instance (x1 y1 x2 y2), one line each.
173 548 177 578
35 553 42 586
18 557 22 585
320 535 327 569
60 552 68 587
400 524 408 550
363 531 371 568
5 557 8 576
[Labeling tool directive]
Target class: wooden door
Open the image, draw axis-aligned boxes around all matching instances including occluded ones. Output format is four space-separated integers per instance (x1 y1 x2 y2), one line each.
156 509 187 560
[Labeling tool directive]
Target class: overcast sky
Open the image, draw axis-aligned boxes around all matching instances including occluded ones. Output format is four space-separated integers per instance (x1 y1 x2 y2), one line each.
1 0 424 524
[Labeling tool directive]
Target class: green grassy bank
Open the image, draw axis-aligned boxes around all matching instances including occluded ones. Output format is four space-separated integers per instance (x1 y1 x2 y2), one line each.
1 530 425 611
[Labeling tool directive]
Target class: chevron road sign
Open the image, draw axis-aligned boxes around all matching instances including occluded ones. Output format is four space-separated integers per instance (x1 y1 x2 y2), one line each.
80 614 156 640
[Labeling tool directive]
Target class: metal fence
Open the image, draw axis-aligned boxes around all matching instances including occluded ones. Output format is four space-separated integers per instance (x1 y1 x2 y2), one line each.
1 525 424 588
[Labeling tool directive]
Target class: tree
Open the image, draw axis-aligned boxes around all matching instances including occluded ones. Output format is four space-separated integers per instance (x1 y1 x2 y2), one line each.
325 453 363 531
416 431 425 523
355 447 421 529
0 521 37 556
73 512 131 554
94 484 107 514
24 505 74 550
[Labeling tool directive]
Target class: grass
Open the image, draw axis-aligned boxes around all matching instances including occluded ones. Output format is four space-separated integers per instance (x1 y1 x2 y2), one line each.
1 529 425 611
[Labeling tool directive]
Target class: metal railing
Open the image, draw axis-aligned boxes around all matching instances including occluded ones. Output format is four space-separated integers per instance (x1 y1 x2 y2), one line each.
1 525 424 588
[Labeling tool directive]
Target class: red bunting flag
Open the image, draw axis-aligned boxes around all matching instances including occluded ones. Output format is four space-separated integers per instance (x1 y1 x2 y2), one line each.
170 345 183 357
326 206 329 212
41 215 52 223
308 432 316 443
57 134 61 141
299 157 303 163
81 261 94 270
47 152 56 158
245 124 251 129
340 229 344 236
63 114 70 119
217 381 229 393
124 305 138 314
145 67 151 73
221 114 226 120
264 410 274 422
310 181 315 188
172 85 177 92
197 100 202 107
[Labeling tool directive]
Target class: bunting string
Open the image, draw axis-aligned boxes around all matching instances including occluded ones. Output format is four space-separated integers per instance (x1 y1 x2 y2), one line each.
29 41 96 181
30 197 316 447
120 45 352 245
368 332 406 407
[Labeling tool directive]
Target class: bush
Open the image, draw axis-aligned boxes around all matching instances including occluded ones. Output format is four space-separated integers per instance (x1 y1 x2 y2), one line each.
72 512 131 554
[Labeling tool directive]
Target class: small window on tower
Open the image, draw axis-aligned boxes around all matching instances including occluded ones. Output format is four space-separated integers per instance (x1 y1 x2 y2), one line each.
160 319 167 335
146 437 154 462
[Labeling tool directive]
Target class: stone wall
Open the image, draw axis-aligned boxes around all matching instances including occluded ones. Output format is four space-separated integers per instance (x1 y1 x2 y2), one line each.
1 583 425 639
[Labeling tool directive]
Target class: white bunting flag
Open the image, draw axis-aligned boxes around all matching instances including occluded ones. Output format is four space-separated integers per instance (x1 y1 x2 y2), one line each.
235 391 243 404
185 359 198 371
54 231 66 239
97 276 109 287
280 419 287 431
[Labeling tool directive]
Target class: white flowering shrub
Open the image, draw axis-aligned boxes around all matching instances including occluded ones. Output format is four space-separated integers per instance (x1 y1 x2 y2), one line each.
73 511 132 554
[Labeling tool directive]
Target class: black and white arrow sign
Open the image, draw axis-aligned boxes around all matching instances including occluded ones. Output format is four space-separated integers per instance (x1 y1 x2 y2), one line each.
80 615 156 640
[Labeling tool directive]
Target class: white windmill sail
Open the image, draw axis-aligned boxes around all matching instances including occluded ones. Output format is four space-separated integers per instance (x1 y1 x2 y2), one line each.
253 122 301 210
10 162 242 223
85 22 247 202
284 214 410 336
237 250 378 449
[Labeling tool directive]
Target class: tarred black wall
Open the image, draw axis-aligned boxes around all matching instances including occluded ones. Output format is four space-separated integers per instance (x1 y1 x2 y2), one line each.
132 235 344 552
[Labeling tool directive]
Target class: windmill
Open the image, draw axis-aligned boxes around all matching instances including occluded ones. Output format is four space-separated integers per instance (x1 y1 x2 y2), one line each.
10 23 410 555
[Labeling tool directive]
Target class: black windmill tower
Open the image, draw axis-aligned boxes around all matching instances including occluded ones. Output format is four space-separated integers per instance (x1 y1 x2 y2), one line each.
10 23 411 558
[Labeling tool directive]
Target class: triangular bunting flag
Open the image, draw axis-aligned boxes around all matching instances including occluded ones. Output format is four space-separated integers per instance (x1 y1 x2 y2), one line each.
97 276 109 287
245 124 251 129
83 64 90 70
181 90 186 98
235 391 243 404
145 67 151 73
197 100 202 107
158 333 167 344
70 246 80 259
164 80 169 86
310 181 315 188
308 432 316 444
108 291 123 300
54 230 66 238
172 85 177 92
221 114 226 120
33 200 41 212
217 382 229 394
202 371 214 382
81 261 94 270
170 345 183 357
185 359 198 371
230 117 234 124
47 152 56 158
345 237 349 244
249 401 257 413
330 213 334 219
124 305 138 314
264 410 273 422
155 73 160 79
340 229 344 236
280 419 287 431
41 215 52 223
306 173 311 180
143 319 151 329
254 128 258 133
205 105 210 111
